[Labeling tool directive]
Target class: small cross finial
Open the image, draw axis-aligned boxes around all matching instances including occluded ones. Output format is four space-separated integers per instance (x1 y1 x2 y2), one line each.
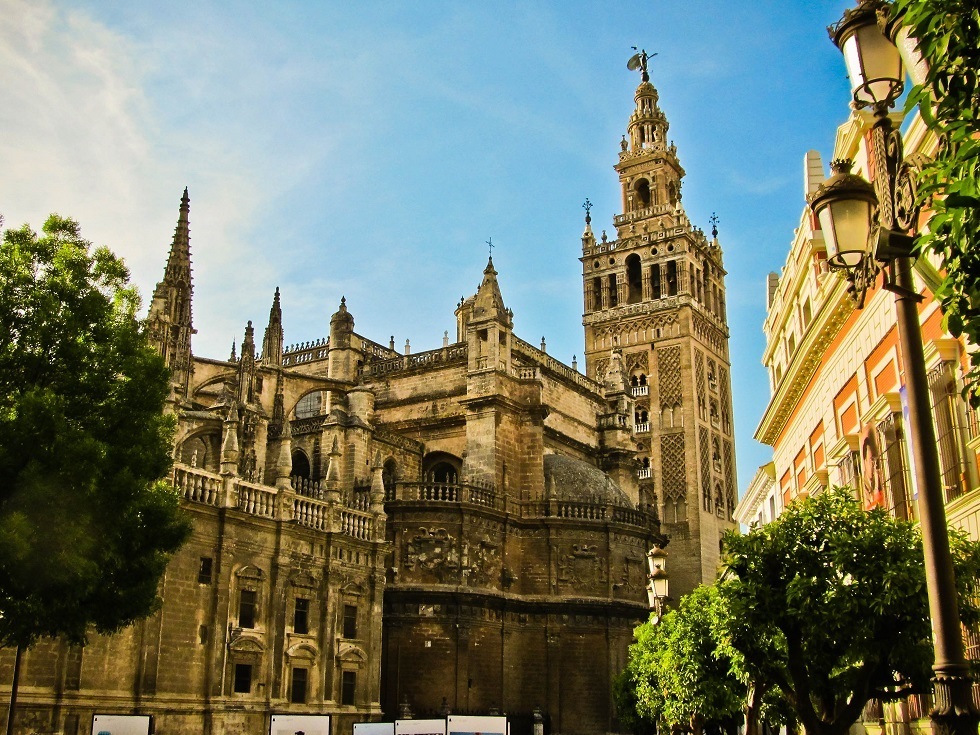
583 198 592 224
709 212 720 239
486 237 495 259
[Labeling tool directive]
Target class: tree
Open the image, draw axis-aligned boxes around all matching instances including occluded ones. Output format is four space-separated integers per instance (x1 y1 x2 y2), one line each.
617 583 794 735
720 488 980 735
619 585 744 735
0 214 191 649
890 0 980 404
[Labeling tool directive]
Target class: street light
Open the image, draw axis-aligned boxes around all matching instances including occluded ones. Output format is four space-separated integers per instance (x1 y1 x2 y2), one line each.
646 545 669 622
810 3 978 734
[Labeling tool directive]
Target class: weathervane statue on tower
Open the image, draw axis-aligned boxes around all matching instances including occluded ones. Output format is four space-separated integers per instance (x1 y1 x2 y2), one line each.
627 47 657 82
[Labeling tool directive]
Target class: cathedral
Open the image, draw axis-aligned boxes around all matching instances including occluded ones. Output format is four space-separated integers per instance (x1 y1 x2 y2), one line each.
0 59 735 735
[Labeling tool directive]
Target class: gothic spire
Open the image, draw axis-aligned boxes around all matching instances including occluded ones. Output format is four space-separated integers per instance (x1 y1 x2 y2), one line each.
472 257 511 327
147 187 196 404
262 286 284 366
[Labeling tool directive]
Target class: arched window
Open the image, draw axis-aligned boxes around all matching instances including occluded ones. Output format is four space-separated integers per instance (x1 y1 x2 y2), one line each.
650 264 662 300
291 451 311 480
422 452 462 486
634 179 651 209
626 254 643 304
295 391 323 419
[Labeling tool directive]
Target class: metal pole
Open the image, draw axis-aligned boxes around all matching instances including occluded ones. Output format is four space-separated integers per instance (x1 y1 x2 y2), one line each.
892 256 978 735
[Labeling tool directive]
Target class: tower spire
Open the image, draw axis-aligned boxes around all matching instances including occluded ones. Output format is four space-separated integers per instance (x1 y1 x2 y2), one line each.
147 187 196 405
261 286 284 366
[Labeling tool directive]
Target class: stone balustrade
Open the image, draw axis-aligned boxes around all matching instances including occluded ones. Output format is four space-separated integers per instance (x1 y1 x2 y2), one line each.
174 465 222 506
511 336 602 393
173 463 383 541
398 481 499 509
363 342 468 378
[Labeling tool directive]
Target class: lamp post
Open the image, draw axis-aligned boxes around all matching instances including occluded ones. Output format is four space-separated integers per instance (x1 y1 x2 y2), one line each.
810 3 978 734
646 545 669 623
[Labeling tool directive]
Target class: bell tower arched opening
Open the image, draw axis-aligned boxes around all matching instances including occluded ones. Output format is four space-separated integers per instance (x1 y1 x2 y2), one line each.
626 254 643 304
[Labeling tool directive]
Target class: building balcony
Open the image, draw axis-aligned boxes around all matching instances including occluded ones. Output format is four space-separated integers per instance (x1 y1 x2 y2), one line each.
634 422 650 434
638 468 653 479
632 385 649 397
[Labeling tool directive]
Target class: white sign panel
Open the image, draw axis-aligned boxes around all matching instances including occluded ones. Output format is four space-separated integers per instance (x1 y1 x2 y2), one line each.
92 714 152 735
354 723 395 735
270 714 331 735
395 718 447 735
447 715 507 735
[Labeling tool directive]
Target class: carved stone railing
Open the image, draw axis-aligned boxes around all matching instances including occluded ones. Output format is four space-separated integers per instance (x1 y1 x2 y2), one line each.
634 422 650 434
283 337 329 367
238 481 277 518
511 337 602 394
292 495 330 530
174 465 222 506
292 475 323 499
637 467 653 479
396 482 499 509
362 343 468 378
632 385 649 397
521 499 655 529
174 463 383 541
359 335 400 361
340 508 373 540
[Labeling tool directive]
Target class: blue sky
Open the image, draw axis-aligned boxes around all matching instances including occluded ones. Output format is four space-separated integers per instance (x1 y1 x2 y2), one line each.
1 0 857 493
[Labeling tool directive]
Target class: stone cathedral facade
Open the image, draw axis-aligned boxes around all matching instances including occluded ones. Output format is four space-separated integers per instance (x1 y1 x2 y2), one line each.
0 67 733 735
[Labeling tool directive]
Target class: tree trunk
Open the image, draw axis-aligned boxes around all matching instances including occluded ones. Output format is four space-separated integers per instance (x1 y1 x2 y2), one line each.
4 645 22 735
745 682 764 735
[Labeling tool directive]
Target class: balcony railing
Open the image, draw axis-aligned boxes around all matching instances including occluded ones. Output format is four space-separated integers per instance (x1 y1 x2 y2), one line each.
632 385 649 397
174 463 383 542
634 422 650 434
637 468 652 479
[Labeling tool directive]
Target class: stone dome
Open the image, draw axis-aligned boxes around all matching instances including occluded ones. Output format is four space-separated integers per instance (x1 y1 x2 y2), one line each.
543 454 633 508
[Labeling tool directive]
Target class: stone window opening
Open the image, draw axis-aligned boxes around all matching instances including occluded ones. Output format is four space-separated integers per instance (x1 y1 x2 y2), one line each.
198 557 213 585
290 667 308 704
649 264 662 300
341 670 357 705
634 179 652 209
666 261 677 297
626 254 643 304
233 663 252 694
293 598 310 635
343 604 358 639
608 274 619 307
239 589 258 629
291 450 311 480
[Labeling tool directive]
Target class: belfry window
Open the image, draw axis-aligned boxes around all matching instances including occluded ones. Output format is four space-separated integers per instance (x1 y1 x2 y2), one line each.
650 264 662 300
608 274 618 307
634 179 651 209
666 261 678 297
626 255 643 304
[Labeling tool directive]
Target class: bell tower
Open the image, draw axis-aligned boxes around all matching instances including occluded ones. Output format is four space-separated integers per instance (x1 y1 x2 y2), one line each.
581 52 737 598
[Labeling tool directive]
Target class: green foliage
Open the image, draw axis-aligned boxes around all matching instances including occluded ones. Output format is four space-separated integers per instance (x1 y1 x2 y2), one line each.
720 488 980 735
891 0 980 404
621 586 743 733
0 214 191 649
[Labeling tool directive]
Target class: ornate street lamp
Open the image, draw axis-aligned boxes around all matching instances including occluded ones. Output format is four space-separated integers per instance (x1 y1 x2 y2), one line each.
646 545 669 622
811 4 978 734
